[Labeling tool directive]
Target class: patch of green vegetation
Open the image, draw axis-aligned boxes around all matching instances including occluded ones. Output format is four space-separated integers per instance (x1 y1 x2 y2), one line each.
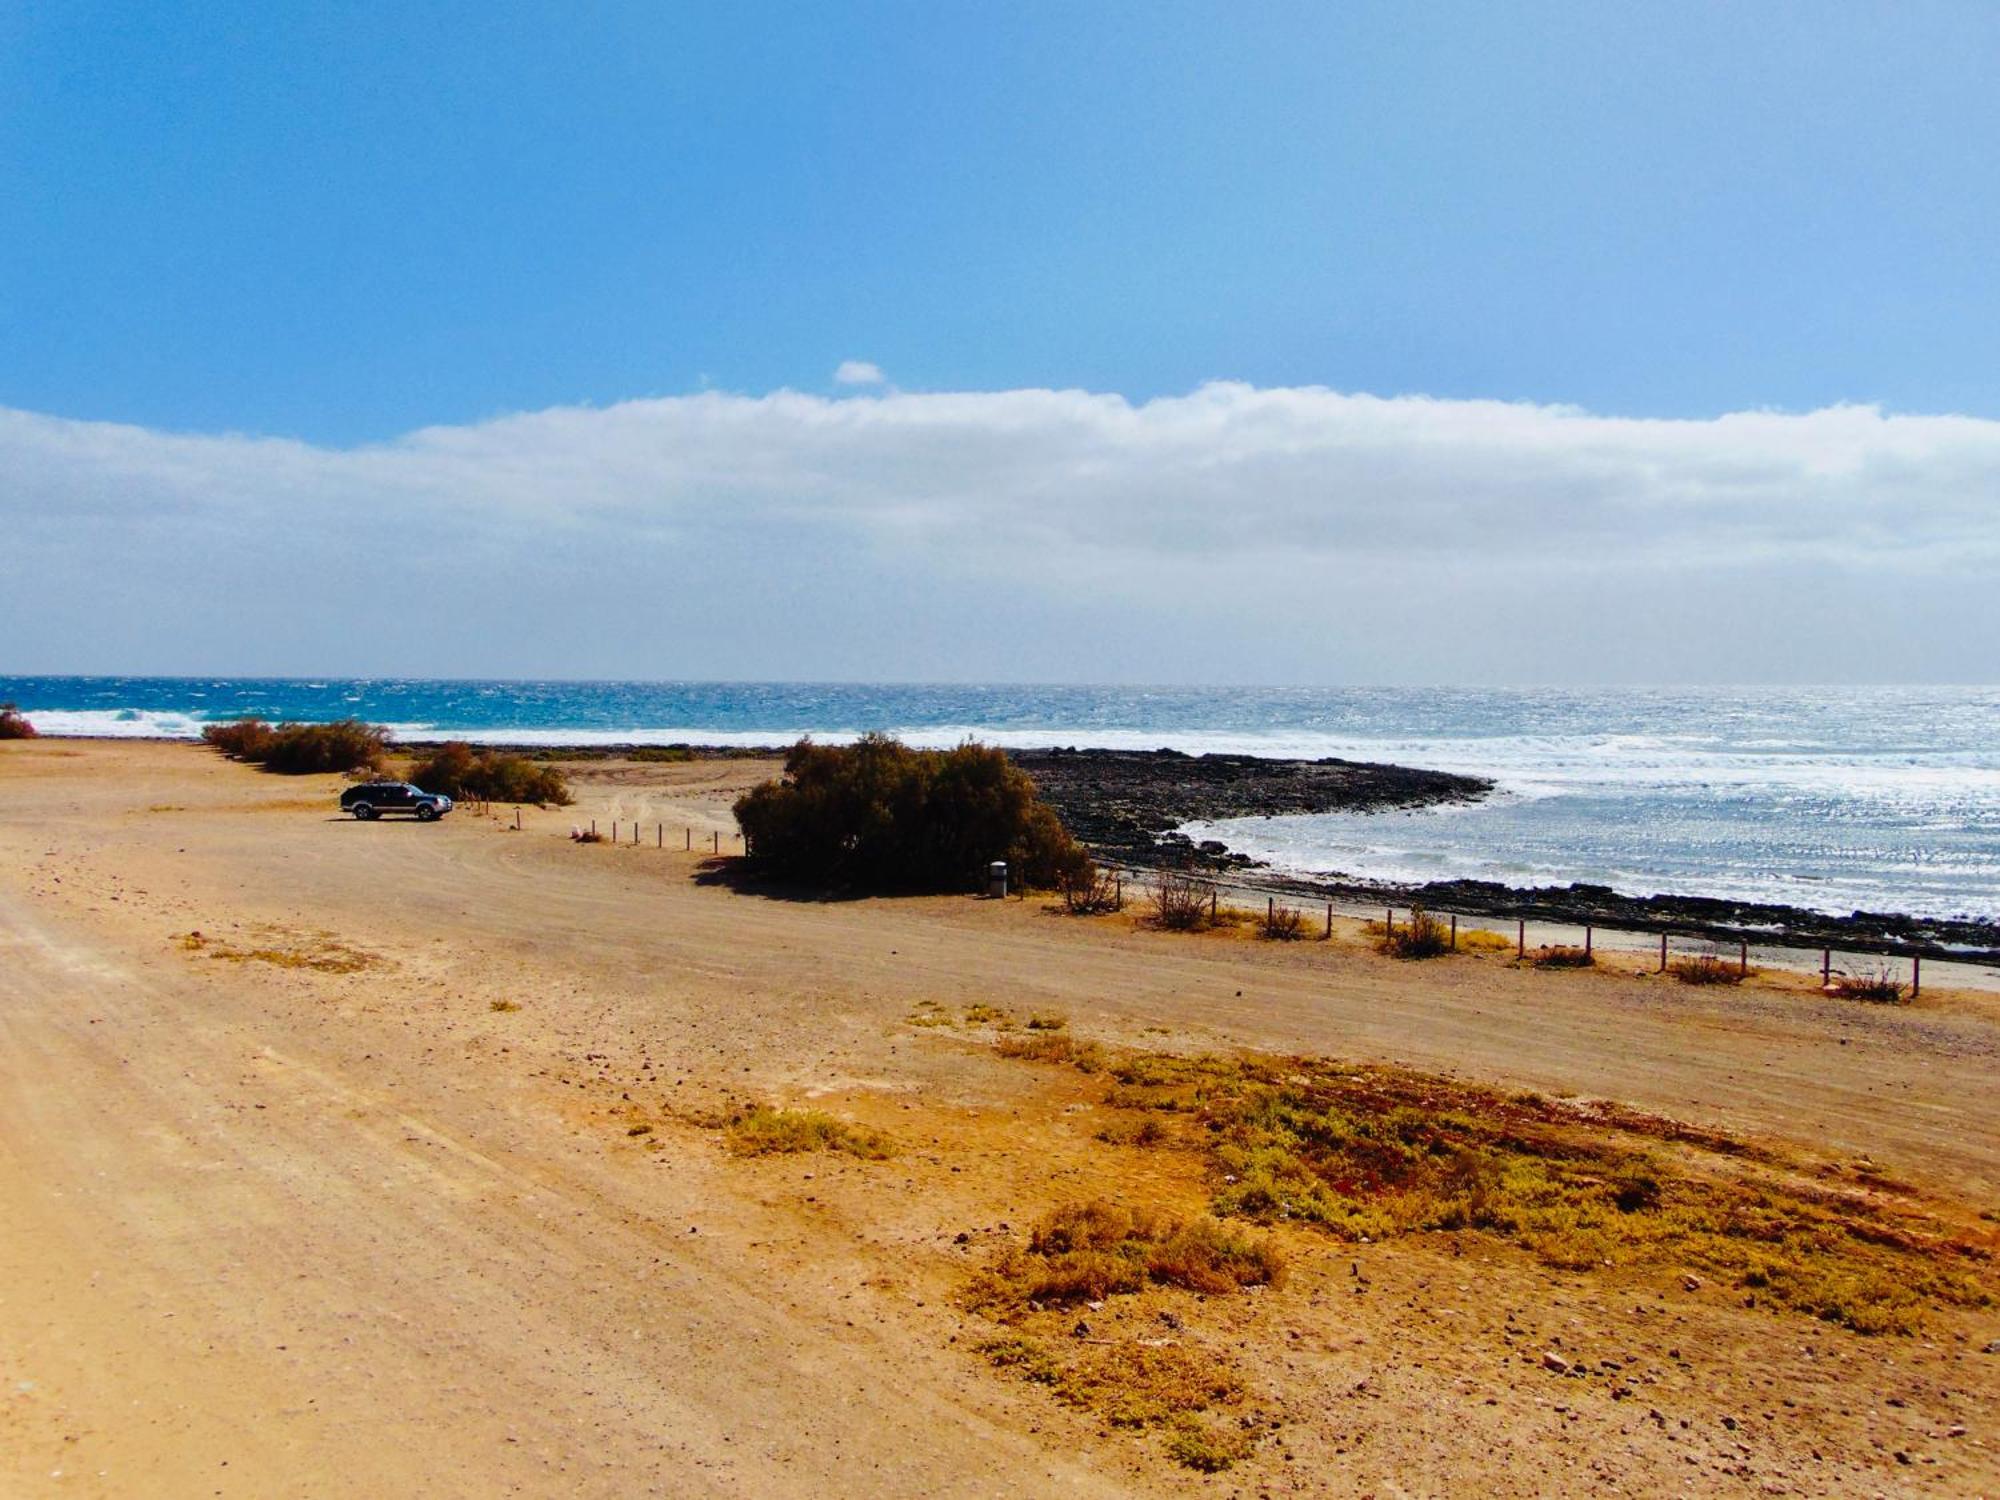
999 1045 1996 1336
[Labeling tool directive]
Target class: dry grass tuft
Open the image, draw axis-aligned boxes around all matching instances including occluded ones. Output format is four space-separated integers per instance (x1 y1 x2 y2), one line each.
1458 926 1514 953
1532 944 1595 969
178 929 373 973
1671 954 1745 986
1149 872 1212 931
995 1031 1105 1072
1381 906 1451 959
489 998 521 1013
726 1105 892 1159
967 1201 1277 1469
1061 870 1125 915
1259 903 1307 941
967 1200 1283 1317
1830 966 1909 1004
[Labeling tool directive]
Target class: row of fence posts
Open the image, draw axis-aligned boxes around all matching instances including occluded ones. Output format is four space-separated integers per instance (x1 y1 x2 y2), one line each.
580 818 741 855
1154 872 1928 995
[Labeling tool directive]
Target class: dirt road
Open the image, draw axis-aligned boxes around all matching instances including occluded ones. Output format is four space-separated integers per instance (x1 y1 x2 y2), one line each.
3 742 1996 1495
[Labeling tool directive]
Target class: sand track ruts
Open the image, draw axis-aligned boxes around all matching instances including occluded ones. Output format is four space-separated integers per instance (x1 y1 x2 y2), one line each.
3 741 1998 1496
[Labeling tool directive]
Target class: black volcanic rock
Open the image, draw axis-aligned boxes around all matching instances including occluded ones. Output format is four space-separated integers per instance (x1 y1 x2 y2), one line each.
1010 747 1490 870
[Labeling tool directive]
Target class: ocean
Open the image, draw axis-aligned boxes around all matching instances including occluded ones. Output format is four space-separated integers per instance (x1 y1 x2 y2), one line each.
5 677 1997 923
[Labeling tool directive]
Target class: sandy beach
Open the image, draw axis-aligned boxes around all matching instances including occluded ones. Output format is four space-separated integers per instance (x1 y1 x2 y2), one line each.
3 738 1997 1497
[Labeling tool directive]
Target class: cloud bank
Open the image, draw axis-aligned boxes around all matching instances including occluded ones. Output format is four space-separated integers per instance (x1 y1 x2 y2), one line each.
4 383 1998 682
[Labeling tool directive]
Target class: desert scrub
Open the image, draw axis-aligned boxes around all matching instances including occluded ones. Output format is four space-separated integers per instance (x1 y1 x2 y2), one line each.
1457 926 1514 953
178 929 373 973
1531 944 1595 969
1671 954 1744 986
0 702 39 739
967 1203 1276 1470
1061 869 1124 915
1259 903 1307 941
994 1031 1104 1071
967 1200 1283 1317
997 1043 1997 1336
726 1106 891 1159
1148 872 1212 931
976 1335 1256 1470
1380 906 1450 958
1830 966 1909 1004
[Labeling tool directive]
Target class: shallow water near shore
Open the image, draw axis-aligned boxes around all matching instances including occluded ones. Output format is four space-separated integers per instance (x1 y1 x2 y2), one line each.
7 676 1998 921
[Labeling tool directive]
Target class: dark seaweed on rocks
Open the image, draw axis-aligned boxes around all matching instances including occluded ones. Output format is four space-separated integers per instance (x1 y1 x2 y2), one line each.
1009 748 1491 871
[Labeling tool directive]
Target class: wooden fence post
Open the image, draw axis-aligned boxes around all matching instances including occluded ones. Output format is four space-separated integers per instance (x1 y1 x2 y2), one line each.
1449 914 1457 951
1912 955 1921 998
514 807 521 830
1822 948 1831 986
1209 887 1217 921
1584 925 1593 957
1385 906 1394 937
1659 933 1668 972
1739 939 1748 977
685 827 691 850
1325 903 1333 939
1517 919 1525 959
657 823 663 848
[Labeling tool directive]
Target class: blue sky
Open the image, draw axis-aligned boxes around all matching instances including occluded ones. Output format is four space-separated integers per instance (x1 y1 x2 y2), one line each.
4 3 2000 682
6 2 1998 442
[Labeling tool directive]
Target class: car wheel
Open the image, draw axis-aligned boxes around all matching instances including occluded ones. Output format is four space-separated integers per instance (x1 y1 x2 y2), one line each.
351 802 375 820
415 804 437 821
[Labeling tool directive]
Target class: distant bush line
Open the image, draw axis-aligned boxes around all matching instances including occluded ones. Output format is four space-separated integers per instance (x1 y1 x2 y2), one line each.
200 717 389 774
734 734 1091 893
0 702 38 739
408 741 573 806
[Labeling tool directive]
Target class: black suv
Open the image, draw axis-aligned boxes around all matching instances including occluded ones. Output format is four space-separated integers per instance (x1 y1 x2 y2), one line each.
339 781 454 821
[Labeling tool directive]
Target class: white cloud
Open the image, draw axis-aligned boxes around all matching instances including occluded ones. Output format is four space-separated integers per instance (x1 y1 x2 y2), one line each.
833 359 886 386
3 382 1998 680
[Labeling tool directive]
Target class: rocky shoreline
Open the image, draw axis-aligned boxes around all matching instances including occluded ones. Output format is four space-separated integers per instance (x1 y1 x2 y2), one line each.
1009 746 2000 967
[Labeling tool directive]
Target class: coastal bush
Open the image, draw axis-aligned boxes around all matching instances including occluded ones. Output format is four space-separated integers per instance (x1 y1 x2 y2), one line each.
968 1200 1283 1317
407 741 573 806
200 717 274 759
200 716 388 774
732 734 1091 893
1381 906 1450 959
1671 954 1744 986
261 719 391 774
1149 872 1211 930
0 702 38 739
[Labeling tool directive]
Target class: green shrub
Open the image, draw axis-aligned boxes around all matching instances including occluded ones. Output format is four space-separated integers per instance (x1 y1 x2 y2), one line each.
200 718 275 759
733 735 1091 892
0 702 38 739
201 716 387 774
407 741 573 806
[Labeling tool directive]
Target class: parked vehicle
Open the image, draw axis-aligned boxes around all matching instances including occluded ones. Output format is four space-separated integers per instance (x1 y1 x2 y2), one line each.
339 781 453 821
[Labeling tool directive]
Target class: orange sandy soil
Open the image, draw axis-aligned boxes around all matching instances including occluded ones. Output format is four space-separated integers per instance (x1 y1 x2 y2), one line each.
2 740 1996 1498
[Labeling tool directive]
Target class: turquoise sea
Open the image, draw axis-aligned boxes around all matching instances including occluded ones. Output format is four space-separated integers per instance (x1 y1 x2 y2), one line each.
4 677 1997 922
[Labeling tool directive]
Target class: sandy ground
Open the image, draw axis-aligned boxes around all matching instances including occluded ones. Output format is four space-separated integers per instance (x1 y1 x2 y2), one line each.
2 740 1996 1497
